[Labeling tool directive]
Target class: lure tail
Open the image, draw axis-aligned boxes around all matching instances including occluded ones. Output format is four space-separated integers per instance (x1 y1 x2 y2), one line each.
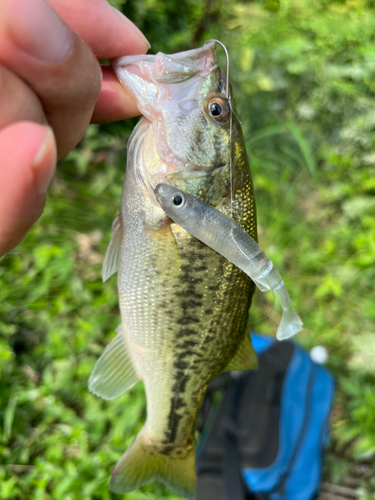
273 280 303 340
277 305 304 340
110 428 197 500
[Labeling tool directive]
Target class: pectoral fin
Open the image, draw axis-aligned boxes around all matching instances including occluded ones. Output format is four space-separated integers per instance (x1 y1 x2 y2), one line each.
223 333 258 372
102 214 123 282
89 325 140 400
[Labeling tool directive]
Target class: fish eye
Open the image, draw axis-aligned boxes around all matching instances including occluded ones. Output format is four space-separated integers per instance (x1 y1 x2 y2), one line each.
210 102 222 116
172 193 185 208
208 97 230 123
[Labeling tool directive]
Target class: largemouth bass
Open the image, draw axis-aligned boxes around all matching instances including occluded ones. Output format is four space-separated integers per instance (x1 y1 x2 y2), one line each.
89 41 292 499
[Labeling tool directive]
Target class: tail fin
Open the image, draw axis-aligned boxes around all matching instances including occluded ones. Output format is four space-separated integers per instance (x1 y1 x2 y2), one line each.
109 430 197 500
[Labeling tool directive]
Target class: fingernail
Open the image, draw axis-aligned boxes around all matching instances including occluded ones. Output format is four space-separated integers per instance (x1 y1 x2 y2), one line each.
8 0 72 63
112 7 151 50
32 126 56 194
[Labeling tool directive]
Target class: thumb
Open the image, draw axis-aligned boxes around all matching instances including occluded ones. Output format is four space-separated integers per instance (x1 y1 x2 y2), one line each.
0 121 56 256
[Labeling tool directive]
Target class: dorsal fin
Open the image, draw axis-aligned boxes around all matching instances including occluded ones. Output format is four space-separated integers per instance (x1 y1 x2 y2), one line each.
223 333 258 372
102 214 123 283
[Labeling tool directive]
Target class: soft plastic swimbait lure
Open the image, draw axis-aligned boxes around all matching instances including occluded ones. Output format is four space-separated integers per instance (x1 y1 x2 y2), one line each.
155 183 303 341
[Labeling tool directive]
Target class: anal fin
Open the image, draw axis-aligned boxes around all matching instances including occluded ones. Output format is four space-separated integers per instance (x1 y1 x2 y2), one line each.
102 214 123 282
89 325 140 400
223 333 258 372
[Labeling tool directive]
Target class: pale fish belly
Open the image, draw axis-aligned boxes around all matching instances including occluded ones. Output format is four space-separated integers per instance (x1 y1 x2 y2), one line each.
118 182 252 452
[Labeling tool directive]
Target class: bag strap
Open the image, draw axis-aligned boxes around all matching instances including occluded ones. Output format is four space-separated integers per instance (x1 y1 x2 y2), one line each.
223 375 246 500
222 374 272 500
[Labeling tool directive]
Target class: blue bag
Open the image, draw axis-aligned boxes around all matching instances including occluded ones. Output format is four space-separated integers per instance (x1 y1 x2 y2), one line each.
196 333 335 500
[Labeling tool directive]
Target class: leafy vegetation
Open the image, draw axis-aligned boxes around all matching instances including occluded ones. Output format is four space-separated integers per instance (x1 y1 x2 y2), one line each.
1 0 374 498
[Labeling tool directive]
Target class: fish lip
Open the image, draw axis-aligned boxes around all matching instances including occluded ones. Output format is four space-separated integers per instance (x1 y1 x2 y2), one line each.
112 40 217 80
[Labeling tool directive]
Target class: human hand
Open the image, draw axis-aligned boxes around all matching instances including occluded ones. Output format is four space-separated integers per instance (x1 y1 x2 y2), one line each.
0 0 149 257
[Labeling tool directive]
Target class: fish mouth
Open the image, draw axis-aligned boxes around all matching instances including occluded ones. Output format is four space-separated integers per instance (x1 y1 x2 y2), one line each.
113 41 217 100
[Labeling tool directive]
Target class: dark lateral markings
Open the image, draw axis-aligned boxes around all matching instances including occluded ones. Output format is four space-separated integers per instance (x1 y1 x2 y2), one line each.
164 409 183 445
180 349 196 358
163 240 220 447
193 265 208 272
181 299 202 309
178 339 197 349
175 289 203 300
164 372 190 445
163 326 212 446
174 359 189 370
179 327 197 337
176 316 200 325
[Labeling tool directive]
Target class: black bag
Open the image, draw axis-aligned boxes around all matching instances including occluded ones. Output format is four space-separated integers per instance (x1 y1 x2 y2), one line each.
196 334 335 500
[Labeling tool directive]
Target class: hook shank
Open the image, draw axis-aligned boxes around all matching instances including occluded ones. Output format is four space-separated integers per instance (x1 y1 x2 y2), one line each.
205 39 231 101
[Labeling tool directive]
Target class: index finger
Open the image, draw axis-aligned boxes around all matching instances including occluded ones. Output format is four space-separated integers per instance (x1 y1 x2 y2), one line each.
48 0 150 59
48 0 150 123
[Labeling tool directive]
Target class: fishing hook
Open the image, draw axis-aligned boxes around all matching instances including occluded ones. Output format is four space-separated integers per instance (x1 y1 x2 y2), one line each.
205 39 231 102
205 39 234 216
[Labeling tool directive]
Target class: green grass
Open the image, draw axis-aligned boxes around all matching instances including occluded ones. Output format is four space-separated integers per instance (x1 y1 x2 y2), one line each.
1 0 375 498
